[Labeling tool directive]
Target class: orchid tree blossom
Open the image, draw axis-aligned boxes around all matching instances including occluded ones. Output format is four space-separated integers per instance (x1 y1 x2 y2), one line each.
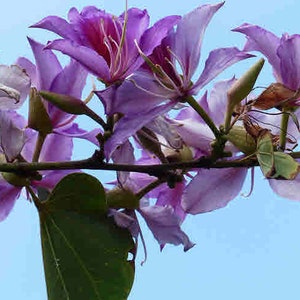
97 2 253 117
31 6 180 85
97 2 252 159
0 64 30 109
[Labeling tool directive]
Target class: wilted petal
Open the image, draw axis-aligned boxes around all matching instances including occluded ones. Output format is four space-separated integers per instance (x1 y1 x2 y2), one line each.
139 205 194 251
0 65 30 109
0 177 21 222
192 47 253 94
182 168 247 214
174 2 224 80
277 35 300 90
233 24 281 81
269 174 300 200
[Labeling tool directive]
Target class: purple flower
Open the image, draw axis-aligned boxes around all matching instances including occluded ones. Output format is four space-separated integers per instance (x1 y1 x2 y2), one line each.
31 6 180 85
98 2 252 117
233 23 300 91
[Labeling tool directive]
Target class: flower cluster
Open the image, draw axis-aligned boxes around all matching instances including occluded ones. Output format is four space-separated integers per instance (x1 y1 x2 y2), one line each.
1 2 300 254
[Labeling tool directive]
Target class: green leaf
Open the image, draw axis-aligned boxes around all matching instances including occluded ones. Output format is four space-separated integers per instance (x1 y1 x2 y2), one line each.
272 152 300 179
38 173 135 300
256 130 275 177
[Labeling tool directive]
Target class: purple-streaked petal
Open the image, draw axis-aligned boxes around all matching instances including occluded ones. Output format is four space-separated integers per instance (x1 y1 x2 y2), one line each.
0 177 21 222
191 47 253 94
129 15 181 74
0 111 25 162
104 101 176 159
174 2 224 81
27 38 62 91
46 39 110 81
156 181 186 222
233 23 281 81
182 167 247 214
139 205 194 251
277 34 300 90
31 15 79 41
111 140 135 186
0 65 30 109
269 174 300 200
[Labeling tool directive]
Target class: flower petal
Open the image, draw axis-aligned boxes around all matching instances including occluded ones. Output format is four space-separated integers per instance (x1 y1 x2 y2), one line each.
192 47 253 94
104 101 176 159
139 205 194 251
46 39 110 81
0 65 30 109
277 34 300 90
174 2 224 80
0 177 21 222
269 174 300 200
182 167 247 214
233 23 281 81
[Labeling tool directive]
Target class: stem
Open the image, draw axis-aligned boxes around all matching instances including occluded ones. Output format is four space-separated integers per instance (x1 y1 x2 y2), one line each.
84 106 108 130
279 110 290 150
26 186 42 211
185 95 221 138
135 178 165 199
32 133 47 162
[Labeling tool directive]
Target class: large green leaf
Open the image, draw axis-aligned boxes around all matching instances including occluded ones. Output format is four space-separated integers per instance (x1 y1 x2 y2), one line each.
38 173 135 300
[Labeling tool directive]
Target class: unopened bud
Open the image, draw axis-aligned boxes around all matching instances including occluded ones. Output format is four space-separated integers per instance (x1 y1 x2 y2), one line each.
39 90 89 115
28 88 52 135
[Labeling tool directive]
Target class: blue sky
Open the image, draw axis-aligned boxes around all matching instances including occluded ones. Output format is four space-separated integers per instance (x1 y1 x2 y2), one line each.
1 1 300 299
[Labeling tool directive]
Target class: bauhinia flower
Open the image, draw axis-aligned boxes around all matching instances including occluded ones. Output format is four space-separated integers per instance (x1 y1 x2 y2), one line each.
31 6 180 85
97 2 253 117
0 65 30 109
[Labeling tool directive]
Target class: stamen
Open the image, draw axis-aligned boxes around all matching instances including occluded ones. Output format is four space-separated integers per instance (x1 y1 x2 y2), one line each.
241 167 254 197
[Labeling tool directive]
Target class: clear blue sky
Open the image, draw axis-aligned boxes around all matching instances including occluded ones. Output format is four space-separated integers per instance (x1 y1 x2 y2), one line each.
1 1 300 299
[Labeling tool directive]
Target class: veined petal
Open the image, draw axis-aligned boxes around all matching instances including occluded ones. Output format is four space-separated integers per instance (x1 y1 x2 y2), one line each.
233 23 281 81
269 174 300 200
174 2 224 81
139 205 194 251
192 47 253 94
104 101 176 159
46 39 110 81
182 168 247 214
277 34 300 90
0 177 21 222
16 57 37 86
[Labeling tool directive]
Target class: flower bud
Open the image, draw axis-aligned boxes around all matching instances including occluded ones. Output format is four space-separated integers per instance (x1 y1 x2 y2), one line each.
106 187 139 209
225 125 256 154
224 58 265 132
39 90 89 115
28 88 53 135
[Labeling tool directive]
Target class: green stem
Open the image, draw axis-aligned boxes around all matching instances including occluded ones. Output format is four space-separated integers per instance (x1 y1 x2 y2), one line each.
185 96 221 139
84 106 108 130
32 133 47 162
279 110 290 150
